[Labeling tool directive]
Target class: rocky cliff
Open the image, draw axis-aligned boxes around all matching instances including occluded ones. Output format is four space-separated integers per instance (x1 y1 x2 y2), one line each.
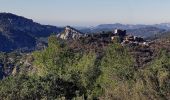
57 26 84 40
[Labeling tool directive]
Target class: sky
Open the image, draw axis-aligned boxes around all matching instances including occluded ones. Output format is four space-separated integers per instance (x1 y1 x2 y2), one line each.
0 0 170 26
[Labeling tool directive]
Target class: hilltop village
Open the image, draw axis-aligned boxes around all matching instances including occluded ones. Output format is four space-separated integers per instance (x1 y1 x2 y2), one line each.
57 26 149 47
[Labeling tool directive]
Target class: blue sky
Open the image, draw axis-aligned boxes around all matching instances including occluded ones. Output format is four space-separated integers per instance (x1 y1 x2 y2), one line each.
0 0 170 26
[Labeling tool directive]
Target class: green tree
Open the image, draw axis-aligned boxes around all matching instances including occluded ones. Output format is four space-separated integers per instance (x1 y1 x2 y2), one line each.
97 43 135 99
138 50 170 99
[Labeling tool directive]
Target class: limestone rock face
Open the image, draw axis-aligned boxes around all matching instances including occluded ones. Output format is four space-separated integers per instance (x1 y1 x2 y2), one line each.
58 26 84 40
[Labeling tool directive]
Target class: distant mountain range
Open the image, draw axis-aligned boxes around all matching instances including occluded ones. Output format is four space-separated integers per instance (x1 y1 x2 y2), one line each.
0 13 63 52
0 12 170 52
78 23 170 38
79 23 170 31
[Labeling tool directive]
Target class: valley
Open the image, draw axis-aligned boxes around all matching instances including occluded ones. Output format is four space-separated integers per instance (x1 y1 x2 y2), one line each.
0 13 170 100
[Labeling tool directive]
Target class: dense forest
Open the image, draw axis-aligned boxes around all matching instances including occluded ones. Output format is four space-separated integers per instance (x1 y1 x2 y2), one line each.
0 35 169 100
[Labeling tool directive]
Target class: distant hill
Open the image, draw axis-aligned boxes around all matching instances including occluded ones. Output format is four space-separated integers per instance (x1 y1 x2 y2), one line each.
154 23 170 30
150 31 170 40
79 23 168 38
95 23 148 30
127 27 166 38
0 13 63 52
79 23 149 33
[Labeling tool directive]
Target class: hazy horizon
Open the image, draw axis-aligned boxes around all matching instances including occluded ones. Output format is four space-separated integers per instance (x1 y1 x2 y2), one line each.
1 0 170 26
